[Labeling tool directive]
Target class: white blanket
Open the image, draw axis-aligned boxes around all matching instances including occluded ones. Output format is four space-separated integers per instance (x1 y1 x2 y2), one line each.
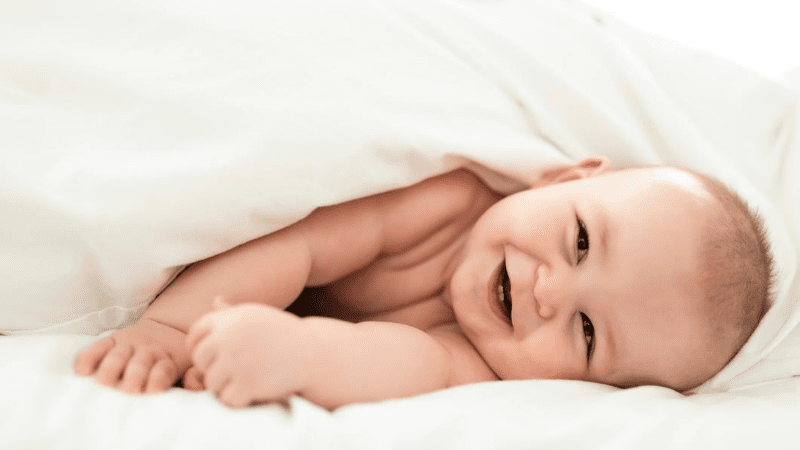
1 0 799 448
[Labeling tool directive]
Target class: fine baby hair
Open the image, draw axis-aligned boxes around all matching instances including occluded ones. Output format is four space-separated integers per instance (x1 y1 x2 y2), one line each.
623 165 774 389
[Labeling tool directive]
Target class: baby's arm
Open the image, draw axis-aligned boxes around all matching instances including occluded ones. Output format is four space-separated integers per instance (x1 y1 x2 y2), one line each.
74 184 397 392
75 169 490 393
186 299 495 409
74 172 394 392
73 225 314 393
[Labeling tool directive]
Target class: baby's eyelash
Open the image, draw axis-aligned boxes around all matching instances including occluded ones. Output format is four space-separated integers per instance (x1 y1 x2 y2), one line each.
581 313 595 361
576 217 589 264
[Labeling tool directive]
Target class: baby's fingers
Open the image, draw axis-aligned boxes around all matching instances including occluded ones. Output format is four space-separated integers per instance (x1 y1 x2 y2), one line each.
95 344 134 388
120 350 155 394
219 382 251 408
203 364 232 398
190 335 219 373
74 337 115 376
145 359 179 394
185 296 232 352
186 316 213 355
182 366 205 392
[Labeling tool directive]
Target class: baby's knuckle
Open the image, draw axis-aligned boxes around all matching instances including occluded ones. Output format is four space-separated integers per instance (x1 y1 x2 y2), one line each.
150 372 170 386
101 354 124 368
146 366 170 386
160 363 178 378
112 343 135 358
125 359 145 373
146 345 169 359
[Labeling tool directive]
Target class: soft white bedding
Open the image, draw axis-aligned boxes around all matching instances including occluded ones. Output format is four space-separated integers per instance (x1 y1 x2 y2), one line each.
2 334 800 449
1 0 799 448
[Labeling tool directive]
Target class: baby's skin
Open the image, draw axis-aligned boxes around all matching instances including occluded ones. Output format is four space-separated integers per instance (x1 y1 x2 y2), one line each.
75 157 721 409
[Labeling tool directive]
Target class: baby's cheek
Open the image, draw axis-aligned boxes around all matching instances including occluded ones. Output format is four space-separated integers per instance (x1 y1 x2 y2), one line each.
507 338 584 381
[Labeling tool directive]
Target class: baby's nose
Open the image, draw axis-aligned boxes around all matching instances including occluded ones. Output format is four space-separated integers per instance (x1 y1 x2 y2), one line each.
532 265 559 320
538 303 556 319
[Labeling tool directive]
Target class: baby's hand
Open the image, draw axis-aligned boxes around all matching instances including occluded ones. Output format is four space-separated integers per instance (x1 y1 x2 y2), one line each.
74 318 191 393
186 296 311 408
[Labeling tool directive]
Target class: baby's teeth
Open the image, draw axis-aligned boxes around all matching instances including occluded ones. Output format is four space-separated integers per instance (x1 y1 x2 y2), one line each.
498 283 504 302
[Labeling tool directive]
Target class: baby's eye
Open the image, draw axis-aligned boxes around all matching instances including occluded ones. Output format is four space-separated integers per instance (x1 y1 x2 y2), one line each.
580 313 595 361
576 217 589 264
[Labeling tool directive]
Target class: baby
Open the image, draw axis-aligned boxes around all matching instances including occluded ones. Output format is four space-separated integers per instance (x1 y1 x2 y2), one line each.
74 156 773 409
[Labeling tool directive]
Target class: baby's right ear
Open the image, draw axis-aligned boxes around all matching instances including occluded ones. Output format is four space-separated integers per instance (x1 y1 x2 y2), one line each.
530 156 612 189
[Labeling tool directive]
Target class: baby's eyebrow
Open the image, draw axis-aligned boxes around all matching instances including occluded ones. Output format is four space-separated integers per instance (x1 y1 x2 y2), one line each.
562 222 572 265
597 206 610 265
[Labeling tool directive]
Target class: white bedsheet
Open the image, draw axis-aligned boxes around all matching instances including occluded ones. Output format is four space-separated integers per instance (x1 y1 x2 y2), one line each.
1 333 799 449
1 0 799 448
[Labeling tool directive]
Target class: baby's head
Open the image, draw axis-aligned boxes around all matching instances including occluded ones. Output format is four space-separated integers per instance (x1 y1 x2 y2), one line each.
451 157 773 391
615 164 773 389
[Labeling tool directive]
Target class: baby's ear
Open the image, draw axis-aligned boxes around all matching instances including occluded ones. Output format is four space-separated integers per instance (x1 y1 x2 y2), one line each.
530 156 612 189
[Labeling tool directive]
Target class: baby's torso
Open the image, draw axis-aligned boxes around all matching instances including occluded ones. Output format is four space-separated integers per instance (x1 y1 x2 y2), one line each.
290 231 464 330
289 170 500 332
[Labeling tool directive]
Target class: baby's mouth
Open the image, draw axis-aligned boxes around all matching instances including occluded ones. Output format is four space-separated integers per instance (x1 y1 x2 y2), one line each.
497 261 512 322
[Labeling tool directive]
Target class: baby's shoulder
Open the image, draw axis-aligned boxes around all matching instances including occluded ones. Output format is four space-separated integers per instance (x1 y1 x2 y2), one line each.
427 323 499 385
314 170 499 320
375 169 499 249
399 168 496 210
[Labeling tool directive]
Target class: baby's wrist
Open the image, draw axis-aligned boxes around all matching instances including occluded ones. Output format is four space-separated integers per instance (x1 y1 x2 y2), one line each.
294 317 320 395
293 316 339 403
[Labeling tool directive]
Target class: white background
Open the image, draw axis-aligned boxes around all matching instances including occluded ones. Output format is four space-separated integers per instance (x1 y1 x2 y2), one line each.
581 0 800 80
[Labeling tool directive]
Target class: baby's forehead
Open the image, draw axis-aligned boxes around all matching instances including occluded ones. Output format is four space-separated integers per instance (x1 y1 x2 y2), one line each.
599 166 714 204
626 166 707 190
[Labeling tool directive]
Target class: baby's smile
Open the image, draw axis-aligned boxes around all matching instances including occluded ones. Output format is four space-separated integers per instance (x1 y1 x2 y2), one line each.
451 164 730 389
496 261 513 322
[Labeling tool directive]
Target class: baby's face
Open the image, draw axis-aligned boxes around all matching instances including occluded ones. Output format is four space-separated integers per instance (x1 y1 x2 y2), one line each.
450 166 720 391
